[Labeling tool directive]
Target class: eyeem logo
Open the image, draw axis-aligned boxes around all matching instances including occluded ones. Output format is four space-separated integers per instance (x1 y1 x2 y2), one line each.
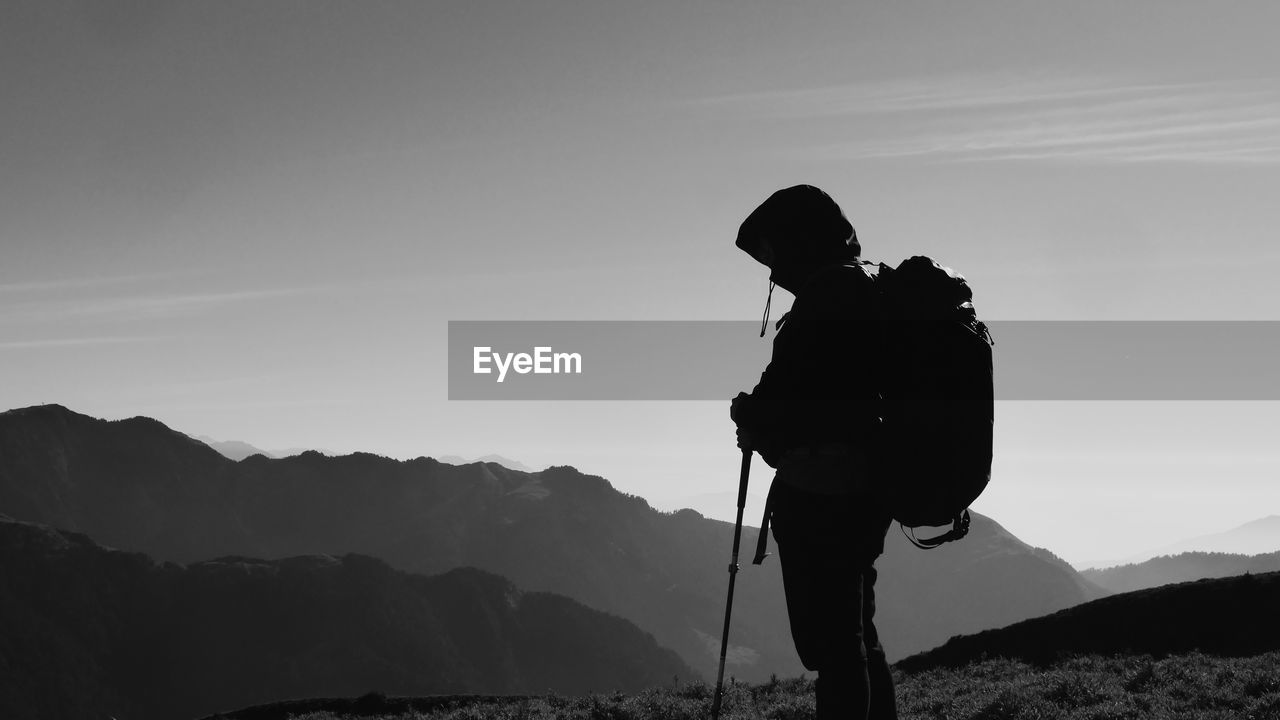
473 346 583 383
450 320 1280 400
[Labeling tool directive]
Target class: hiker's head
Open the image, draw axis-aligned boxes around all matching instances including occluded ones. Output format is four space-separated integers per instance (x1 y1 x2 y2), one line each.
736 184 859 293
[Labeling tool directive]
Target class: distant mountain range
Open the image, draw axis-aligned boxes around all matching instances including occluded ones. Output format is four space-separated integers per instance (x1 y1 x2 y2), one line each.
899 571 1280 673
876 513 1106 654
436 454 540 472
0 515 691 720
196 439 539 471
654 489 769 525
196 435 277 460
1081 550 1280 594
1080 516 1280 569
196 435 336 461
0 404 1103 680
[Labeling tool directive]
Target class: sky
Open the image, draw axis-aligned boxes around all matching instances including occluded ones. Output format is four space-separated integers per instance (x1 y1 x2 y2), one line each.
2 1 1279 565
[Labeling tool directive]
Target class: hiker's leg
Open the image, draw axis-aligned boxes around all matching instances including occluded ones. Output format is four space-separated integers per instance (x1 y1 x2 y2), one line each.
814 566 870 719
773 487 872 719
862 566 898 720
815 665 868 720
771 486 830 672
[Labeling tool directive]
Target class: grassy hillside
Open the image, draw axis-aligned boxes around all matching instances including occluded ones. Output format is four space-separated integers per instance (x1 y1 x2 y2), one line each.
206 652 1280 720
899 571 1280 673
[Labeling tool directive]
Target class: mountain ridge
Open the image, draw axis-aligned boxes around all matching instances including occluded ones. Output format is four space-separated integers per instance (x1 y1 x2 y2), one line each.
0 403 1103 680
0 515 692 720
1080 515 1280 569
1081 549 1280 593
898 570 1280 673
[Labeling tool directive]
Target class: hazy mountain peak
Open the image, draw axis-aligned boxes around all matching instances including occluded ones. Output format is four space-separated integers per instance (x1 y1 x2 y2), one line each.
436 454 539 472
1087 515 1280 568
2 403 226 460
3 403 89 421
196 435 277 461
1240 515 1280 528
1081 548 1280 594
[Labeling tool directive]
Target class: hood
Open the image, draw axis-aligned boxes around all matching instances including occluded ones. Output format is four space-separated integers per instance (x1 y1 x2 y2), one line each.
735 184 859 270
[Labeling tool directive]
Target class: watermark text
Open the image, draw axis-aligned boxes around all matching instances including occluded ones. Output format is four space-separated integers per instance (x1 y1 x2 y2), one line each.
473 346 582 383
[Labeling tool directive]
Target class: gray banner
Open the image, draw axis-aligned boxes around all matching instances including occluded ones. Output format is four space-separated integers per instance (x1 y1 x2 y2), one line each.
448 321 1280 400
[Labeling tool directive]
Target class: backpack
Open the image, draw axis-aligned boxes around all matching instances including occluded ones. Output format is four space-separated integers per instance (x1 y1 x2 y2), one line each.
869 256 994 549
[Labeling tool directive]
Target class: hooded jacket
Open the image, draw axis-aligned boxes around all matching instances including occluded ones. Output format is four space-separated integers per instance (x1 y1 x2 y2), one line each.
733 260 882 467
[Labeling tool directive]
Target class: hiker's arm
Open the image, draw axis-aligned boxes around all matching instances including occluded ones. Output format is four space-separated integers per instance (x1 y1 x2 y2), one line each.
732 267 873 459
732 287 838 455
731 341 806 467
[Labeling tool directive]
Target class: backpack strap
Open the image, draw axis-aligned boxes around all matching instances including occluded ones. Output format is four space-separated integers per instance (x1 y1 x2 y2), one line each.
751 480 777 564
901 509 972 550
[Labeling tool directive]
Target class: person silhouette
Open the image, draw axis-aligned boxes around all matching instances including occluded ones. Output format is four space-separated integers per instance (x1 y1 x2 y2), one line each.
730 185 897 720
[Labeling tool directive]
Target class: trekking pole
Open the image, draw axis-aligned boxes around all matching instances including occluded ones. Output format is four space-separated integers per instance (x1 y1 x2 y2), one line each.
710 447 752 720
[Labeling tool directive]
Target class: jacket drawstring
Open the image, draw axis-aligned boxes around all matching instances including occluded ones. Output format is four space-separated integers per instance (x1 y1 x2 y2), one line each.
759 280 775 337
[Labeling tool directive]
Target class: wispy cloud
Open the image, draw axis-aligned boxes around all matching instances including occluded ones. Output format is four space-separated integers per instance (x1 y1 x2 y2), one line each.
702 74 1195 116
57 288 305 319
0 272 188 295
0 287 319 325
0 336 158 350
706 74 1280 164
